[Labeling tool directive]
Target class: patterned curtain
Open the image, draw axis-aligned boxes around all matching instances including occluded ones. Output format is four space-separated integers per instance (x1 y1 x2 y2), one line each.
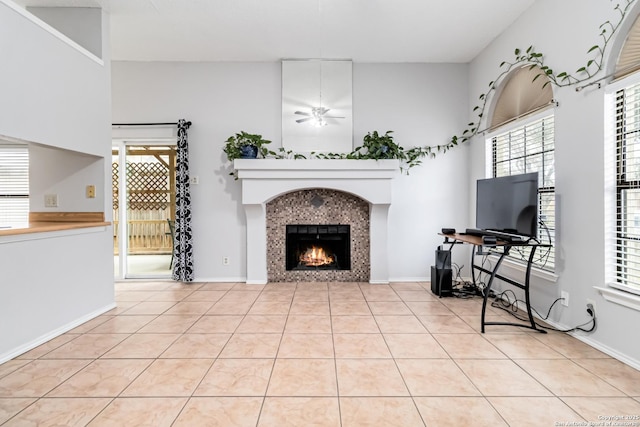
172 119 194 282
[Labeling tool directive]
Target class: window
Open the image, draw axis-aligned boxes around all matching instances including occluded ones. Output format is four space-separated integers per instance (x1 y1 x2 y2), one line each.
610 81 640 293
0 144 29 226
490 114 556 270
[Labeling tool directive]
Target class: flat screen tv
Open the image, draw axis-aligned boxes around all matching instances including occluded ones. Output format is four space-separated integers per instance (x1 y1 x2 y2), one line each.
476 172 539 238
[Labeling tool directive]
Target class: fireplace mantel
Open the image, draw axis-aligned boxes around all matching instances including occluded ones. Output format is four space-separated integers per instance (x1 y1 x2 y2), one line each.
234 159 400 284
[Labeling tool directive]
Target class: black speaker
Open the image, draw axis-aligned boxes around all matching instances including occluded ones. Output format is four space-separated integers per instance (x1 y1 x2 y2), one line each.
431 266 452 296
435 247 451 270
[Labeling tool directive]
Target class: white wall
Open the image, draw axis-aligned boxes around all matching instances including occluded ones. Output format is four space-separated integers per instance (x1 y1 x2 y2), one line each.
111 61 470 282
0 2 113 362
468 0 640 366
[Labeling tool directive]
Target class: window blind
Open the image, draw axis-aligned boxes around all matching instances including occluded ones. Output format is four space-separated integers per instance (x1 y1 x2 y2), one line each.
0 145 29 225
491 115 556 271
611 82 640 292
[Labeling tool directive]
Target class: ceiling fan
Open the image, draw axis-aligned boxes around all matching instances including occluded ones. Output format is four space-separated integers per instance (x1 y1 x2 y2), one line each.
294 107 345 125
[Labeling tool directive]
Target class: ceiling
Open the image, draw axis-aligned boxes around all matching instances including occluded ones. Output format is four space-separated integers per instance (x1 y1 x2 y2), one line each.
12 0 536 63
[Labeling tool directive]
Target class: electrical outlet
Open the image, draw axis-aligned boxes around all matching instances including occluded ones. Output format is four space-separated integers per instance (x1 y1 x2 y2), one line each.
86 185 96 198
222 256 230 265
586 298 596 316
44 194 58 208
561 291 569 307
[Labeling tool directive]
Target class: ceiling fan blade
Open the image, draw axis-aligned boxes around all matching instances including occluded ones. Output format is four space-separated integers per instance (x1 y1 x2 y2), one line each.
294 111 311 116
296 117 314 123
324 116 345 119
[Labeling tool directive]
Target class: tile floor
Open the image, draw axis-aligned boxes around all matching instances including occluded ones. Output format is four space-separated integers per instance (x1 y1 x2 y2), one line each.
1 281 639 426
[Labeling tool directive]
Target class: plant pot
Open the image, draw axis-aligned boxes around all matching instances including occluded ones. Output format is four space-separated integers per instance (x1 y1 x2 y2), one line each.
240 145 258 159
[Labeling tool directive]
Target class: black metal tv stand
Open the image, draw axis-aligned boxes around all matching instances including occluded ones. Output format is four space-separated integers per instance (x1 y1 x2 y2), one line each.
440 232 550 333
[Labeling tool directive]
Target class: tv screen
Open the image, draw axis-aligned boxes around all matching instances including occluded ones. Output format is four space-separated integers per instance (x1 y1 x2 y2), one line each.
476 172 539 238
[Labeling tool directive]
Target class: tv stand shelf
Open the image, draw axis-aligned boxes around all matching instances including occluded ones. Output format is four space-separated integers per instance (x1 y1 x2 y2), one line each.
439 233 550 333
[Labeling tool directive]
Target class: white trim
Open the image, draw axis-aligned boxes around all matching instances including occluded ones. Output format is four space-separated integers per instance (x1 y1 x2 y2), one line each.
0 226 109 244
595 286 640 312
1 0 104 66
484 107 555 140
0 302 116 364
608 281 640 296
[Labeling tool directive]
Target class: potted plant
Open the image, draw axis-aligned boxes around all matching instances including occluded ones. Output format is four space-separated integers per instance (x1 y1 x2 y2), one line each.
354 130 405 160
223 131 272 161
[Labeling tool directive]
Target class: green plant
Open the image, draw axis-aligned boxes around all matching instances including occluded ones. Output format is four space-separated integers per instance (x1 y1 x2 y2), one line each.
223 131 272 162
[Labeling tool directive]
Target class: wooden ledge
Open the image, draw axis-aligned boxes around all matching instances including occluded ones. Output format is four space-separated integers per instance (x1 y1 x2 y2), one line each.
0 212 110 237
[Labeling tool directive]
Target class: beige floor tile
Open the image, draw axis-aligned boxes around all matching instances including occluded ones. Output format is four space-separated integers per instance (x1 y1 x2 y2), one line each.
418 315 475 333
163 301 215 315
0 359 90 397
115 282 173 291
101 333 179 358
122 359 212 397
104 301 138 315
87 397 187 427
516 359 626 397
395 359 480 396
384 333 449 358
198 282 237 291
220 290 262 302
298 282 329 291
456 359 552 396
293 290 329 301
488 396 584 427
232 283 266 291
289 301 330 315
2 397 110 427
328 291 365 302
484 333 565 359
164 282 204 291
374 315 427 333
360 288 401 302
144 289 194 302
195 358 274 396
173 397 262 427
42 334 129 359
368 301 412 315
84 315 156 334
115 291 155 302
395 290 437 301
256 292 295 303
414 397 508 426
47 359 152 397
137 314 200 333
259 397 340 427
219 333 282 358
573 358 640 396
530 331 611 359
433 333 508 359
561 397 640 422
183 290 227 302
267 359 337 396
285 315 332 333
159 333 231 358
67 316 114 334
207 299 254 315
236 315 287 333
0 360 30 379
120 301 176 315
390 282 425 291
263 283 297 292
334 334 391 358
15 334 80 360
0 398 36 424
329 301 371 315
187 315 243 333
248 301 291 315
331 315 379 333
336 359 409 396
340 397 424 427
440 298 486 315
278 334 334 358
405 301 454 315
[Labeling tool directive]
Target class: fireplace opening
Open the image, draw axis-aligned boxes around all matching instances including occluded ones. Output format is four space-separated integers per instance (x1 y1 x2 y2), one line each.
286 224 351 271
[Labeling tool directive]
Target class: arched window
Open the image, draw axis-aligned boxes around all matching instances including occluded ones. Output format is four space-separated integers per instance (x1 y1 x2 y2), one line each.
486 65 556 271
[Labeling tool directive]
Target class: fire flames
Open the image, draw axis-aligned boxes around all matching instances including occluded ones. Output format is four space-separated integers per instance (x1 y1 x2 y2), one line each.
299 246 334 267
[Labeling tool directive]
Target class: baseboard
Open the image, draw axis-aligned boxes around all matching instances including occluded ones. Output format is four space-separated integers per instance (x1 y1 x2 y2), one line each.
194 276 247 283
388 276 429 283
0 302 116 364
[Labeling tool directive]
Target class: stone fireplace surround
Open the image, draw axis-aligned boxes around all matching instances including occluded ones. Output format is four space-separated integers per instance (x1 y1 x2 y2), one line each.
234 159 399 284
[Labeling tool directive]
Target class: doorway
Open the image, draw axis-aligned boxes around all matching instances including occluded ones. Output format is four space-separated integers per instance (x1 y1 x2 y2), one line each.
113 143 177 279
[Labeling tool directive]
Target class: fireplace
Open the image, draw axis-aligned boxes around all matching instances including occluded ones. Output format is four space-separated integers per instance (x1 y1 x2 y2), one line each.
286 225 351 271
